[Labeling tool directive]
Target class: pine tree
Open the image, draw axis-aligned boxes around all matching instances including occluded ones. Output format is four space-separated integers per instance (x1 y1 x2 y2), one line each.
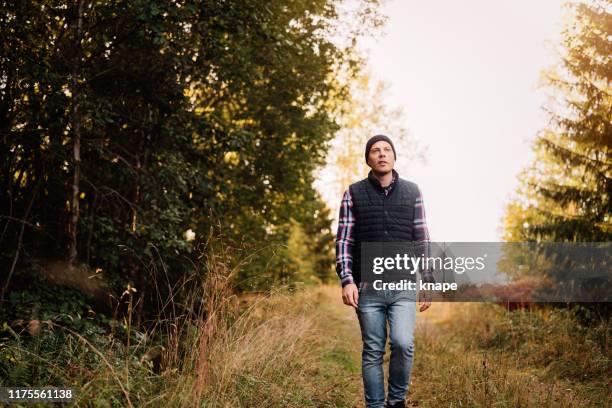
504 0 611 243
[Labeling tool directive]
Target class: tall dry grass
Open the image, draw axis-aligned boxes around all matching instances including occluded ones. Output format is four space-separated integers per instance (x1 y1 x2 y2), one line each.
411 302 611 407
177 247 325 406
137 236 339 407
3 233 356 407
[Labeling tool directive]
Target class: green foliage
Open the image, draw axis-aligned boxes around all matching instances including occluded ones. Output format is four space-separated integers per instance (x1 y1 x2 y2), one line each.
503 0 611 243
0 282 108 386
0 1 383 404
1 1 382 316
499 2 611 312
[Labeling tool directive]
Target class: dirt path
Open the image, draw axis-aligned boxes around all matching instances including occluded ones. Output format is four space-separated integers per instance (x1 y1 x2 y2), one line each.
313 285 438 407
311 285 365 407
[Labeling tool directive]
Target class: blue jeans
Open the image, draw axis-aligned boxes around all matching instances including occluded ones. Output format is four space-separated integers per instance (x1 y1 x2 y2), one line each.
356 284 417 408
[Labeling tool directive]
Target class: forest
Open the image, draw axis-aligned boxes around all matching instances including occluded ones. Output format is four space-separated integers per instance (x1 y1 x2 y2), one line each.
1 0 609 406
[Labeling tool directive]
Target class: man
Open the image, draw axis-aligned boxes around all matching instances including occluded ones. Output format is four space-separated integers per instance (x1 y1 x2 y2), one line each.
335 134 433 408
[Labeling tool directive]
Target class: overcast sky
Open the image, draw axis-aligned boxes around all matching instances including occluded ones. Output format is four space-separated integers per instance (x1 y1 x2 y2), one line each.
319 0 569 241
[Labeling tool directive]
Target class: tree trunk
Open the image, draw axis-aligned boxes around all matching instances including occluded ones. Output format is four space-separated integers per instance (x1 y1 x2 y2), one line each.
68 0 84 264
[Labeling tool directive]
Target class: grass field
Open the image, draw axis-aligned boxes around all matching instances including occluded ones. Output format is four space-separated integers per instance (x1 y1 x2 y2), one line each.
2 284 609 407
308 286 610 408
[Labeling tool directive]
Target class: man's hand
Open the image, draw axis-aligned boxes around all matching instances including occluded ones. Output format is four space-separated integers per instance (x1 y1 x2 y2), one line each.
419 290 431 312
342 283 359 308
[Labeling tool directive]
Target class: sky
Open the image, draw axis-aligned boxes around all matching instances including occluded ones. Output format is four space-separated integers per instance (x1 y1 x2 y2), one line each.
318 0 569 242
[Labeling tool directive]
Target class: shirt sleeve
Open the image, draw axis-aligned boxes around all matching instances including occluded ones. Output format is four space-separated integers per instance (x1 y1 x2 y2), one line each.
414 186 435 283
335 189 355 287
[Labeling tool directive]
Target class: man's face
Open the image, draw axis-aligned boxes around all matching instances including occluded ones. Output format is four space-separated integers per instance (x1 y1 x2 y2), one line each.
367 141 395 173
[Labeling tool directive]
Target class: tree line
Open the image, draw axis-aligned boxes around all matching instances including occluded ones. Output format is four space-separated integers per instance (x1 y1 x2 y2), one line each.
0 0 383 319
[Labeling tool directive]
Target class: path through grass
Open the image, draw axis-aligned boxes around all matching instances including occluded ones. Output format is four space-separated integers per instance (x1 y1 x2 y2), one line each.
313 286 610 408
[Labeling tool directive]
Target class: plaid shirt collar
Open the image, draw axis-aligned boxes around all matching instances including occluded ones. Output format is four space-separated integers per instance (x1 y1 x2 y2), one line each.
367 168 399 196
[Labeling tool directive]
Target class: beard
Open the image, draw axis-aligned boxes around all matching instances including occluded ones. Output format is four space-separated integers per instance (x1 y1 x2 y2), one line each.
371 167 392 177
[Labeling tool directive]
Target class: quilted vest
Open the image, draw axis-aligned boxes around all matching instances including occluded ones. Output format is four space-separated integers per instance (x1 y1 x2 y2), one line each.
349 169 419 285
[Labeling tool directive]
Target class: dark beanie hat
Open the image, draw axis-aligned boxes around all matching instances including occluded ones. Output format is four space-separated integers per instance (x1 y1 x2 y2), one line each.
365 134 396 164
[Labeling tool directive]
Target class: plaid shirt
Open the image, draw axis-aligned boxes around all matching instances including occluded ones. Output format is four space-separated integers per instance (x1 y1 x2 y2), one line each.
335 172 434 287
